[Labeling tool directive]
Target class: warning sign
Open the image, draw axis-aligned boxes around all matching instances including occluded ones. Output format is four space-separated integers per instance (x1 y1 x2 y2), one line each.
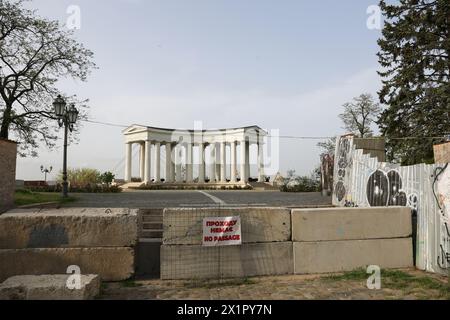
202 216 242 247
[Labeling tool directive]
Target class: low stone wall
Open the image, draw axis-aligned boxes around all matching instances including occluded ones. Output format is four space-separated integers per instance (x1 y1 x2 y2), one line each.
161 206 414 279
161 207 292 280
0 139 17 214
163 207 291 245
292 207 413 274
161 242 293 280
0 208 138 281
0 208 138 249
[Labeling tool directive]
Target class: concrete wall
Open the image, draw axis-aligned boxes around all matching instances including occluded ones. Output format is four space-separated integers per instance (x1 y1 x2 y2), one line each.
161 242 293 280
291 207 412 242
0 208 138 249
434 141 450 164
353 137 386 162
0 208 138 281
294 238 413 274
160 206 414 279
0 248 134 282
0 140 17 214
163 207 291 245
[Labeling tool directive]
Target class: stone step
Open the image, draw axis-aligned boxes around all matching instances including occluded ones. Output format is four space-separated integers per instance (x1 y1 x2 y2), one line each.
139 208 164 216
141 215 163 223
141 230 163 239
142 222 163 229
0 274 101 300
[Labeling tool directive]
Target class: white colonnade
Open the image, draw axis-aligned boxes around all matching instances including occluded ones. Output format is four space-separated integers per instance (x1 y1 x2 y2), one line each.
123 125 266 185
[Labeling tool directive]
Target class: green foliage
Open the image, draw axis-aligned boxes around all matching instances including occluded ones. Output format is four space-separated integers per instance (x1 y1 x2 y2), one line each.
100 171 115 185
58 168 101 186
377 0 450 164
0 0 95 156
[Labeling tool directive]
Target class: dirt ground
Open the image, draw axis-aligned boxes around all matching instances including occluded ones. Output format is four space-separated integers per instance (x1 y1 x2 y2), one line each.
99 268 449 300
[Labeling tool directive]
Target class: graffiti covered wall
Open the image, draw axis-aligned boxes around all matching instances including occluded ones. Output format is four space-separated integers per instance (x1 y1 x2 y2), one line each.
332 135 450 274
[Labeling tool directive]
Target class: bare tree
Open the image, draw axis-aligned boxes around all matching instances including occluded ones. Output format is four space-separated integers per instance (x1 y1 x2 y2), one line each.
339 93 381 138
0 0 95 156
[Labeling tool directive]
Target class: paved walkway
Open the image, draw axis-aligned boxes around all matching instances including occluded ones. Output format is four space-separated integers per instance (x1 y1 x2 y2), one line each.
64 190 331 208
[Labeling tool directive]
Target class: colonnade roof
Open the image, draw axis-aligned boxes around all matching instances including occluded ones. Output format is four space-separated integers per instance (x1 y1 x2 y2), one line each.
123 124 268 144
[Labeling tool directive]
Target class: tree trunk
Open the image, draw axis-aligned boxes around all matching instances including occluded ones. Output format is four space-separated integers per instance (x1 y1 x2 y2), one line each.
0 103 12 140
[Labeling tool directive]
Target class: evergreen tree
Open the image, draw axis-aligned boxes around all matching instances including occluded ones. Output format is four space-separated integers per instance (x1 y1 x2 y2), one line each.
377 0 450 164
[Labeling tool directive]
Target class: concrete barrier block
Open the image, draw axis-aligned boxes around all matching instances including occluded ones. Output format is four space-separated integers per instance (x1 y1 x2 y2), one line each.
161 242 293 280
163 207 291 245
0 247 134 282
292 207 412 241
0 274 100 300
293 238 413 274
0 208 138 249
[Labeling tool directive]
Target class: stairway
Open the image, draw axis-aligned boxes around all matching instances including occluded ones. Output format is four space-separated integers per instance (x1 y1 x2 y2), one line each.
139 208 164 241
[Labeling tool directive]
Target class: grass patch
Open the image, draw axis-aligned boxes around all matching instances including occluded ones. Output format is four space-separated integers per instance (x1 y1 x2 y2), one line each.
184 277 256 289
14 190 77 206
323 268 450 299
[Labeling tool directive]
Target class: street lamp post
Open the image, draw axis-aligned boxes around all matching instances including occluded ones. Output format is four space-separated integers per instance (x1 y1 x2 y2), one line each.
53 95 79 198
40 165 53 183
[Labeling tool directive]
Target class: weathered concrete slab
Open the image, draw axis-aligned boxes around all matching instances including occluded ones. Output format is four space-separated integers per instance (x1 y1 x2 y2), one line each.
163 207 291 245
0 247 134 282
0 208 138 249
161 242 293 279
293 238 413 274
292 207 412 242
0 274 100 300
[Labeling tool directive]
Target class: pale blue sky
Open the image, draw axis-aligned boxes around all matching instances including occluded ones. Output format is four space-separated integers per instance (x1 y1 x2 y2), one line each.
17 0 383 180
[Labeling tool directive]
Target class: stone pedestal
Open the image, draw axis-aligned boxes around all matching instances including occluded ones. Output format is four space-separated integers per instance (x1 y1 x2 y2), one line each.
0 140 17 214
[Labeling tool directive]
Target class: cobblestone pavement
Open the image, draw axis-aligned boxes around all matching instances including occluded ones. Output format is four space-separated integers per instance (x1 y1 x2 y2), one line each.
64 190 332 208
99 269 449 300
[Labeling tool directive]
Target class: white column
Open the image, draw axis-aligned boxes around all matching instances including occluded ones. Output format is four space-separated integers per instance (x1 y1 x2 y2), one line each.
144 141 151 184
171 145 176 182
165 142 172 183
209 144 216 183
258 140 265 182
231 141 237 183
198 143 205 183
155 142 161 183
125 143 132 182
175 144 182 183
139 143 145 181
186 143 193 183
245 141 250 181
240 141 248 183
220 142 226 183
215 144 221 182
